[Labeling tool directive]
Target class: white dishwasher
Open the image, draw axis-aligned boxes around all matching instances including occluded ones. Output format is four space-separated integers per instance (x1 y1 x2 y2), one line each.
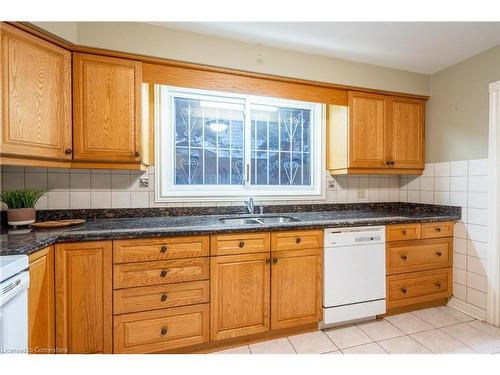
322 226 386 327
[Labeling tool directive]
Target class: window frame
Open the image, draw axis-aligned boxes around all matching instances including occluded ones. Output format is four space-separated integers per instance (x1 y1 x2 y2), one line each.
155 85 325 202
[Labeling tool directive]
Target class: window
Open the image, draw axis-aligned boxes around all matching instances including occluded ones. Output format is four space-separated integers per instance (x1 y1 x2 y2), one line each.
155 86 324 201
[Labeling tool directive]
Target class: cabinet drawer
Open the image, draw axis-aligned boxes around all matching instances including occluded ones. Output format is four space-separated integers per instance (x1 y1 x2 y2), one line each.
386 224 421 241
211 232 270 256
113 280 210 315
114 304 209 353
113 258 209 289
387 238 452 275
421 222 454 239
387 268 452 309
113 236 209 263
271 230 323 251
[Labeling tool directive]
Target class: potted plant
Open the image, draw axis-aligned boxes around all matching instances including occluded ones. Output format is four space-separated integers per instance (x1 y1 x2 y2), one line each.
0 189 44 227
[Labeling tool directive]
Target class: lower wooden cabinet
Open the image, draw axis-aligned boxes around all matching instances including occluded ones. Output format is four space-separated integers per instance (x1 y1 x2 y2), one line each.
210 253 271 340
55 241 113 354
114 304 209 354
28 246 55 354
271 248 322 330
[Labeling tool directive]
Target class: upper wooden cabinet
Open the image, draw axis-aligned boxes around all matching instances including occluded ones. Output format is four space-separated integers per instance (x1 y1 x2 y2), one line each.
328 90 425 175
73 52 146 166
0 23 72 164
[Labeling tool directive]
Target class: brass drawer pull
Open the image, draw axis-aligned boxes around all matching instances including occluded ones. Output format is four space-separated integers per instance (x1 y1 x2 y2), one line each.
239 241 245 248
160 294 168 302
435 227 442 232
435 282 442 288
265 258 271 264
436 251 442 257
272 258 278 264
401 287 407 294
160 270 168 278
160 245 168 253
295 237 302 244
400 255 407 261
160 327 168 336
402 230 407 235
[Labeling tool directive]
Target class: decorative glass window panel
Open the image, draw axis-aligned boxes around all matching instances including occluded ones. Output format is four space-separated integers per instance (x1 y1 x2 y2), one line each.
156 86 324 201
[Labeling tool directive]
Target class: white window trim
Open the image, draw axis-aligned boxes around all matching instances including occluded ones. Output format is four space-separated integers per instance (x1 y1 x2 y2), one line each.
155 85 326 202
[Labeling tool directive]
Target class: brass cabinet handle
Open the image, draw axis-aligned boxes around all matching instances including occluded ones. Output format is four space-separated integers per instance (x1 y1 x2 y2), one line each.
160 245 168 253
160 327 168 336
65 148 72 155
385 161 391 166
272 258 278 264
435 282 442 288
402 230 407 235
295 237 301 244
265 258 271 264
390 161 395 166
435 227 442 232
160 270 168 278
400 255 407 260
160 294 168 302
401 287 407 294
134 151 141 157
436 251 442 257
239 241 245 248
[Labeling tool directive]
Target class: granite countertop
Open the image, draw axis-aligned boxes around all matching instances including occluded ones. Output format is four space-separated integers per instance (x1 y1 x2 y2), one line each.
0 205 461 256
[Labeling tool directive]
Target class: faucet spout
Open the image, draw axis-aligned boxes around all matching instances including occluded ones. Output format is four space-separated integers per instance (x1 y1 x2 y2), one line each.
244 198 255 214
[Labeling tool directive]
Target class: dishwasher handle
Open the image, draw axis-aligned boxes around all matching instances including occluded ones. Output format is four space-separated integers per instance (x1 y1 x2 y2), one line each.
0 271 29 307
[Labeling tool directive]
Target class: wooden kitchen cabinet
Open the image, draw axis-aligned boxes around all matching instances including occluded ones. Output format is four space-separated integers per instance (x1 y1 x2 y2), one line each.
55 241 113 354
328 90 425 175
210 253 271 341
28 246 55 354
73 52 148 168
0 23 72 167
270 248 322 330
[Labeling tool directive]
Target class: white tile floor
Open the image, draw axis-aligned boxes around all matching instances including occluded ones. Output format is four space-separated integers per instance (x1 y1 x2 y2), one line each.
213 306 500 354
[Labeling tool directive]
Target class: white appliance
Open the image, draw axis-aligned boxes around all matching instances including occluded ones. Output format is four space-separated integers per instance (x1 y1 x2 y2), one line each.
322 226 386 326
0 255 29 354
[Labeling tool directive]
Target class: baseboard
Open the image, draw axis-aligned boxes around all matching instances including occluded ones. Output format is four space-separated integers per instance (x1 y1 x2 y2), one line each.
447 297 487 321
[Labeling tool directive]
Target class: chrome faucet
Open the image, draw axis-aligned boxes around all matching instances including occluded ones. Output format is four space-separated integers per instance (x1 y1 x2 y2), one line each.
244 198 255 214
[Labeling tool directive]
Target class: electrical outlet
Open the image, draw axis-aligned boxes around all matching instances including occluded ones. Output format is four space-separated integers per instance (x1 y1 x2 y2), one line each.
357 189 366 199
139 177 149 188
328 180 335 189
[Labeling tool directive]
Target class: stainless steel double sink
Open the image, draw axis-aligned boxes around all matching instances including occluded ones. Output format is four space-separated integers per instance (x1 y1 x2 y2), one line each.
219 216 301 225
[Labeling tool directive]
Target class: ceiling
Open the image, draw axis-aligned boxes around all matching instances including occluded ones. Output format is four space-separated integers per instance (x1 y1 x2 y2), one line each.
154 22 500 74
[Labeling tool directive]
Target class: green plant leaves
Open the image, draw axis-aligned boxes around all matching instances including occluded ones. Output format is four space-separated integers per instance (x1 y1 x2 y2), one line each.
0 189 44 209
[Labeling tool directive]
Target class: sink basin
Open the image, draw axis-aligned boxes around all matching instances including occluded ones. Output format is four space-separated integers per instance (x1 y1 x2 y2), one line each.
218 218 262 225
218 216 301 225
258 216 301 224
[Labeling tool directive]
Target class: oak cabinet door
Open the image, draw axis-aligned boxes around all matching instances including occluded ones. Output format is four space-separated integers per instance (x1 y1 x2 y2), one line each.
210 253 271 340
271 249 322 330
28 246 55 354
55 241 112 354
0 23 72 160
390 97 425 169
349 91 390 168
73 52 142 163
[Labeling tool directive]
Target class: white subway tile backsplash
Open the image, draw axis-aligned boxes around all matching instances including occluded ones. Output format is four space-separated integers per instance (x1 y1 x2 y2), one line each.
454 268 467 285
47 192 70 209
420 177 434 191
111 191 131 208
420 191 434 204
434 162 450 177
408 190 420 203
467 240 488 260
467 224 488 242
48 173 69 191
450 192 468 207
434 191 450 205
131 192 149 208
91 191 111 208
450 160 468 176
70 173 90 191
111 174 131 191
450 176 467 192
25 172 47 190
454 238 467 255
422 163 435 177
468 175 488 192
407 176 420 190
468 256 487 276
454 222 468 240
467 288 487 310
453 283 467 300
70 191 91 209
3 172 25 191
468 158 488 176
468 192 488 209
454 253 467 270
467 272 487 293
467 208 488 226
91 173 111 191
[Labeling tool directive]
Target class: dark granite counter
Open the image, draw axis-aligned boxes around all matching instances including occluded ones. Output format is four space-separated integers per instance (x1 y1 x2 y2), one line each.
0 203 461 256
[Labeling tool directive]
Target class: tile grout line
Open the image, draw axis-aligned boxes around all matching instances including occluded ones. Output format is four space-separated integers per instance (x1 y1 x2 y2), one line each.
285 336 298 354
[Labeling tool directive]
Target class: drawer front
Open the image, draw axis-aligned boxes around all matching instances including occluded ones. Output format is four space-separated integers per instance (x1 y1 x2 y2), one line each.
271 230 323 251
211 232 270 256
421 222 454 239
387 238 452 275
386 224 421 241
114 304 209 353
113 280 210 315
113 236 209 263
113 258 209 289
387 268 452 309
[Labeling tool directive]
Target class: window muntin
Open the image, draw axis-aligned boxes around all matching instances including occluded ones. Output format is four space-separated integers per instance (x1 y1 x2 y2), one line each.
156 86 324 201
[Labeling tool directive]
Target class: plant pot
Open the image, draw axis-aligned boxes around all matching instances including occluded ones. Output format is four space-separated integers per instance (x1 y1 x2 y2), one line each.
7 208 36 227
